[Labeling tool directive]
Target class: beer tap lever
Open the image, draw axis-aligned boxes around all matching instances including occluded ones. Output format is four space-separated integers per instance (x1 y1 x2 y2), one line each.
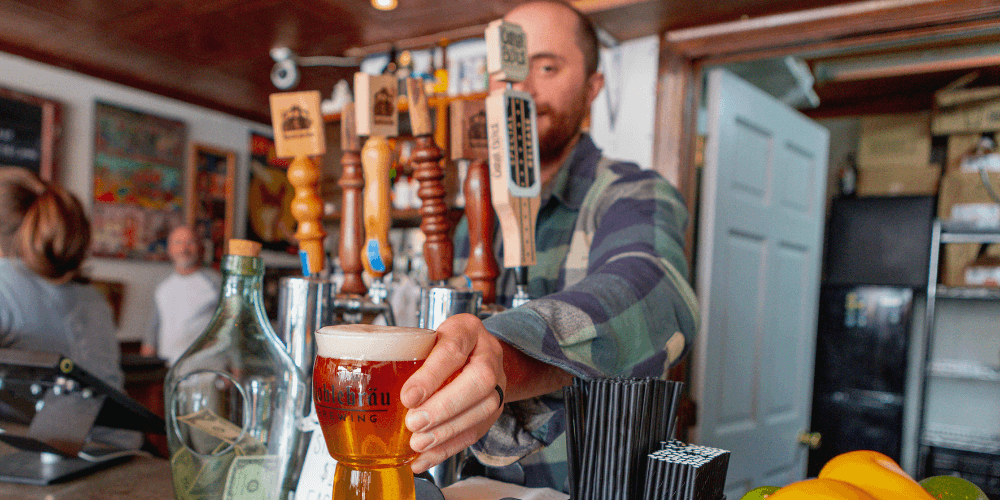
406 77 453 288
268 90 327 276
353 72 399 325
451 98 500 310
485 19 540 309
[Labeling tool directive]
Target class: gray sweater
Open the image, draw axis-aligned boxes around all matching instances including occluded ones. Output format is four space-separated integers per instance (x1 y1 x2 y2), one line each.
0 258 123 388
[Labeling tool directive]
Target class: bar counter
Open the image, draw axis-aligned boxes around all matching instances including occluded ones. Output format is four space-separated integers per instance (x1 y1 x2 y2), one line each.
0 455 173 500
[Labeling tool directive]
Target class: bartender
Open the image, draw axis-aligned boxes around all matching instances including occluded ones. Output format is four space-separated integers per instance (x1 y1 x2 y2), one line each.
400 0 699 491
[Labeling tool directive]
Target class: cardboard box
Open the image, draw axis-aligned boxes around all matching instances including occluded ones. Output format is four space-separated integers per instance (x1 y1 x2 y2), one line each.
945 134 981 173
856 165 940 197
937 171 1000 286
932 98 1000 135
857 113 931 169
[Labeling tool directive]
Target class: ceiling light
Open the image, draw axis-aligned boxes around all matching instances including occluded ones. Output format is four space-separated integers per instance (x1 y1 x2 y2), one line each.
372 0 397 11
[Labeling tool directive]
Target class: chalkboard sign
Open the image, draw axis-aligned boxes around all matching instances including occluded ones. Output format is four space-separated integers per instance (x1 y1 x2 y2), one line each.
0 87 60 181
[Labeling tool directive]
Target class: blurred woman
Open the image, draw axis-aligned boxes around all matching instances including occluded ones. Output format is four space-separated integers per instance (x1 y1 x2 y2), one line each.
0 167 123 388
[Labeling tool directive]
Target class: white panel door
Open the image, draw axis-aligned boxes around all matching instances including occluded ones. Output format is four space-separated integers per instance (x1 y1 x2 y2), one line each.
693 68 829 499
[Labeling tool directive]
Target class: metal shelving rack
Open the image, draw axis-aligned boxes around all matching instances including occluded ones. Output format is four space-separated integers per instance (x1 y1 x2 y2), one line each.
917 219 1000 475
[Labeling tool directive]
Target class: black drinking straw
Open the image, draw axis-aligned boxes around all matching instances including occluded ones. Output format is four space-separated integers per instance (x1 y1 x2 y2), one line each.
666 381 683 442
564 385 579 500
686 464 695 500
627 380 646 499
598 380 614 500
615 380 629 500
659 382 673 443
581 379 601 500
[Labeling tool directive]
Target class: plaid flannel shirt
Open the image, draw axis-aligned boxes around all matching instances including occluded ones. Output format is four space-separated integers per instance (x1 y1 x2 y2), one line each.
452 134 699 491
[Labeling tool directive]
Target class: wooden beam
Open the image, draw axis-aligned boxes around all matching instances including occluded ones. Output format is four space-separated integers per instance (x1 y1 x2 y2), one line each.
651 42 699 276
665 0 1000 61
571 0 652 14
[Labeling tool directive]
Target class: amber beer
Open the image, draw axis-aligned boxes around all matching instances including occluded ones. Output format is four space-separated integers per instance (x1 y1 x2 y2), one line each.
314 324 436 500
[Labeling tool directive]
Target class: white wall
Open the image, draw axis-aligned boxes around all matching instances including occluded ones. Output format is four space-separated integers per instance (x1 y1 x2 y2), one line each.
0 51 273 342
589 35 660 170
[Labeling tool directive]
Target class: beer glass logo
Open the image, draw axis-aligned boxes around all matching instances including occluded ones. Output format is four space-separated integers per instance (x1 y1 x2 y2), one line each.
316 379 392 422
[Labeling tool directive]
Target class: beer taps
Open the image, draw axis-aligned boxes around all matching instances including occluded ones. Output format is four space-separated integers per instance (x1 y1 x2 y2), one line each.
404 78 483 332
354 72 398 325
337 101 367 298
485 20 541 308
325 99 395 326
268 90 327 277
406 77 452 288
450 98 501 313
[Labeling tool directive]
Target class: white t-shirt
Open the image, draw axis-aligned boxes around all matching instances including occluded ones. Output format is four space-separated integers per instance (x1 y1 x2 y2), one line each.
152 269 221 365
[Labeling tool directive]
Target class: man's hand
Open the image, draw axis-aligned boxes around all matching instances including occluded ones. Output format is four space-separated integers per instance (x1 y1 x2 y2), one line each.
401 313 506 474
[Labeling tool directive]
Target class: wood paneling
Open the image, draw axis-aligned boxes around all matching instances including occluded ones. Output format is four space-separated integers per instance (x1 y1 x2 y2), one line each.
0 0 871 122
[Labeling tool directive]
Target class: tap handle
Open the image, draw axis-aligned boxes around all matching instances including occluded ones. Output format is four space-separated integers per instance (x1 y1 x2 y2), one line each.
338 102 367 295
268 90 327 275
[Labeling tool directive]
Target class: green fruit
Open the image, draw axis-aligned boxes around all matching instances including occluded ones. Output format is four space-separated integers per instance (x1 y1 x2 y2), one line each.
919 475 989 500
740 486 782 500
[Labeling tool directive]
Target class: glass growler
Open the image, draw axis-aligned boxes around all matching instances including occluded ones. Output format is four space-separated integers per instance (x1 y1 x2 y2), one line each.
165 239 307 500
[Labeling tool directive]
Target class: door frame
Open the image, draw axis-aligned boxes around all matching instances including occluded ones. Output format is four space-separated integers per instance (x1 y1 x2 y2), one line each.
649 0 1000 448
652 0 1000 275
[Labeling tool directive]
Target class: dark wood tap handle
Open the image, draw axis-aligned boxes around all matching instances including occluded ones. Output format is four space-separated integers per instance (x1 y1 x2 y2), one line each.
464 158 498 304
338 103 367 296
407 78 453 284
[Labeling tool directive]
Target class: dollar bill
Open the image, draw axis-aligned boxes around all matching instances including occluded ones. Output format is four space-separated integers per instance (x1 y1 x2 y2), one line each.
178 407 244 444
234 433 268 456
222 455 281 500
187 449 237 498
170 448 204 500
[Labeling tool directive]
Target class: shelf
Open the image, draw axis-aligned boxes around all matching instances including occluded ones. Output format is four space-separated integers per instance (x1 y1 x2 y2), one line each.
939 220 1000 244
935 286 1000 300
928 360 1000 382
923 423 1000 454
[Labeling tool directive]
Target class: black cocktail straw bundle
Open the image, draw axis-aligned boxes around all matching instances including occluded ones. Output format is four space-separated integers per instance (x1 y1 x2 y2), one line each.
642 441 730 500
563 377 685 500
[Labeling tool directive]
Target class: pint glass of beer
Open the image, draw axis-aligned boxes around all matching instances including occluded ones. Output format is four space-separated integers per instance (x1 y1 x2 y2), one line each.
313 324 436 500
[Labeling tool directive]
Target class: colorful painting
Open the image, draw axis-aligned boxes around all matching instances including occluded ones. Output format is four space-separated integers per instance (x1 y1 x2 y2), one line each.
245 132 297 254
91 102 187 260
187 144 235 267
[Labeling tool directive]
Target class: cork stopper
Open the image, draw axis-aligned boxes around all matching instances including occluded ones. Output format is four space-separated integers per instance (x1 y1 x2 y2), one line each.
227 239 262 257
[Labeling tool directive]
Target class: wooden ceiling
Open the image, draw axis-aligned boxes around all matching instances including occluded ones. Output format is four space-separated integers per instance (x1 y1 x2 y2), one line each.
0 0 873 123
2 0 1000 122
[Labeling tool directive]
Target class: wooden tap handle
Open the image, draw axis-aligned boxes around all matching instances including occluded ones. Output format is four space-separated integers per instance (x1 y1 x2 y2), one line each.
486 88 541 269
407 78 453 283
268 90 326 275
412 135 452 283
338 103 366 295
464 158 498 304
362 135 393 281
287 156 326 275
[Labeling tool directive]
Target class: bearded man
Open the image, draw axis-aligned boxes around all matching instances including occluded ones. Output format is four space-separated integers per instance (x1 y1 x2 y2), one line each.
398 1 699 490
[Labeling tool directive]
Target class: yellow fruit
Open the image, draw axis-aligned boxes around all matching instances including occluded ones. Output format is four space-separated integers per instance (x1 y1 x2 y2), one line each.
919 476 989 500
818 450 935 500
740 486 781 500
768 478 878 499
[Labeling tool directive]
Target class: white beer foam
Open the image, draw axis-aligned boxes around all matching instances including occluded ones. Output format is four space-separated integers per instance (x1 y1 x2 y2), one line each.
316 324 436 361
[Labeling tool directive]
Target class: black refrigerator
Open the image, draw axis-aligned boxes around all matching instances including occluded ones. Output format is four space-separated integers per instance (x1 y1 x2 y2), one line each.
807 196 933 477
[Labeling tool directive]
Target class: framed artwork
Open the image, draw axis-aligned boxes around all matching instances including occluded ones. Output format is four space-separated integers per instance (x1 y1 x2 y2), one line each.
245 132 297 254
0 86 61 181
90 101 187 261
186 144 236 267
